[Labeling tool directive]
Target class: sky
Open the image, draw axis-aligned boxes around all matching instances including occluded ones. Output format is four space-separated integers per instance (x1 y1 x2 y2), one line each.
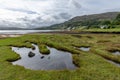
0 0 120 28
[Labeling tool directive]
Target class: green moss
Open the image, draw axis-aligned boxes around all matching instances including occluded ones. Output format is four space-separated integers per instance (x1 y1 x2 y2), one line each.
38 44 50 55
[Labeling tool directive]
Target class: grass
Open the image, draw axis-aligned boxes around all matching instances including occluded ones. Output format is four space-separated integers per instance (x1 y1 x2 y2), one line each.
38 44 50 54
76 28 120 32
0 33 120 80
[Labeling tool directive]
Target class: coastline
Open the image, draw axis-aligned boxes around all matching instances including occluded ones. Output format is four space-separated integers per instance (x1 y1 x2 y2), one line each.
0 30 120 38
0 34 21 38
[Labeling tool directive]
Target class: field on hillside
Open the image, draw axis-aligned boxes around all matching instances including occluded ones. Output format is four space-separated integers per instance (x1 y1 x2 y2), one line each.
0 33 120 80
81 28 120 32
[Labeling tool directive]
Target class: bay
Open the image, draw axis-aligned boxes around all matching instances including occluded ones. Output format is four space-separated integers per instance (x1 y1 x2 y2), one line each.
0 30 58 34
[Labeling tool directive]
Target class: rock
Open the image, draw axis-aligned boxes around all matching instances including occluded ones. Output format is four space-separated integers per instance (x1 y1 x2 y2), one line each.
28 51 35 57
32 47 35 50
41 56 44 59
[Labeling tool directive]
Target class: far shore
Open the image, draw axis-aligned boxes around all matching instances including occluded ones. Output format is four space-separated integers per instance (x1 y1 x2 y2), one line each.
0 34 21 38
0 30 120 38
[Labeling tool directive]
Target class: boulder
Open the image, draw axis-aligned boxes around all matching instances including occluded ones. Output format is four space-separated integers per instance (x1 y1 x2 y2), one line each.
41 56 45 59
28 51 35 57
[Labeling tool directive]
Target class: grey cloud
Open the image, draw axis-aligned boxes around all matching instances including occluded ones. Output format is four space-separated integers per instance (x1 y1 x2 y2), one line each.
17 12 72 28
52 15 61 20
6 8 38 14
0 0 120 28
59 13 72 19
72 0 81 8
0 0 83 28
17 16 49 28
0 20 27 28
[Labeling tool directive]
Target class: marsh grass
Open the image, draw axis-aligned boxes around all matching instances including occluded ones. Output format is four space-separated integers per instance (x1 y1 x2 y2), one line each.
38 44 50 54
0 34 120 80
81 28 120 32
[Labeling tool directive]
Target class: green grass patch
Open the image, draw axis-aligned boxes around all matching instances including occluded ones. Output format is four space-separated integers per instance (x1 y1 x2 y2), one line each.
81 28 120 32
38 44 50 55
0 34 120 80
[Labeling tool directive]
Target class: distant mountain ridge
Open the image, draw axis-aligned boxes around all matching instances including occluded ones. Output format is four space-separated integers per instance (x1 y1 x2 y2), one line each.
39 12 120 30
70 12 119 22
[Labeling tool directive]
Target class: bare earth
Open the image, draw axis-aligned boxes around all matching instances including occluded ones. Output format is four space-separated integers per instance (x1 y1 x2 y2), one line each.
0 34 21 38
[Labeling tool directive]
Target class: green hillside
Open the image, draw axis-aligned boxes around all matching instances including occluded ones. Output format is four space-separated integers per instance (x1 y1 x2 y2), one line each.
39 12 120 31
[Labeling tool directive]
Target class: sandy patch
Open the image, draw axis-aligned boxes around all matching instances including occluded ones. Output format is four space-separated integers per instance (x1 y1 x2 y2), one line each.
0 34 21 38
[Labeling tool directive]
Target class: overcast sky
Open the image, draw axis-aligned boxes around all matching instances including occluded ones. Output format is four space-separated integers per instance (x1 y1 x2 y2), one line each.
0 0 120 28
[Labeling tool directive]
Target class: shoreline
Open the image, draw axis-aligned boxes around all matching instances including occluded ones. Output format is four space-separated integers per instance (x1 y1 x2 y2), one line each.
34 31 120 34
0 30 120 38
0 34 22 38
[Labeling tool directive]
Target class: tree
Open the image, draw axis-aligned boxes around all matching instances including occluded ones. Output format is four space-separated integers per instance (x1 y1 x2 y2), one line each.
116 13 120 21
112 13 120 25
100 20 111 25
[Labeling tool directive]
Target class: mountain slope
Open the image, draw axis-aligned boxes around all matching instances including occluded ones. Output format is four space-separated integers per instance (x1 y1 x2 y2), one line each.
39 12 120 30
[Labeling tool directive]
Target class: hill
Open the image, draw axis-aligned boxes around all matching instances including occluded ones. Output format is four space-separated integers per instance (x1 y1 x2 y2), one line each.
39 12 120 30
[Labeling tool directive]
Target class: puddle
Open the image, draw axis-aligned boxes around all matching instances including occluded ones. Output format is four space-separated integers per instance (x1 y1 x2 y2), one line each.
107 60 120 67
108 50 120 55
79 47 90 51
11 44 76 70
111 51 120 55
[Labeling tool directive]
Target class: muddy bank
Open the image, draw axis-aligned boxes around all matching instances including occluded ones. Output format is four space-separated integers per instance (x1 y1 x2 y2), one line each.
35 31 120 34
0 34 21 38
0 30 120 36
0 31 120 39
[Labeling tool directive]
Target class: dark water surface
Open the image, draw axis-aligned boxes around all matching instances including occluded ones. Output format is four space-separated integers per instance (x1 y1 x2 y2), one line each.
12 44 76 70
112 51 120 55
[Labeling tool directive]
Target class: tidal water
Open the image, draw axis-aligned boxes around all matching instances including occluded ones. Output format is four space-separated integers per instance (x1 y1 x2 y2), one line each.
0 30 58 34
112 51 120 55
79 47 90 51
11 44 76 70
